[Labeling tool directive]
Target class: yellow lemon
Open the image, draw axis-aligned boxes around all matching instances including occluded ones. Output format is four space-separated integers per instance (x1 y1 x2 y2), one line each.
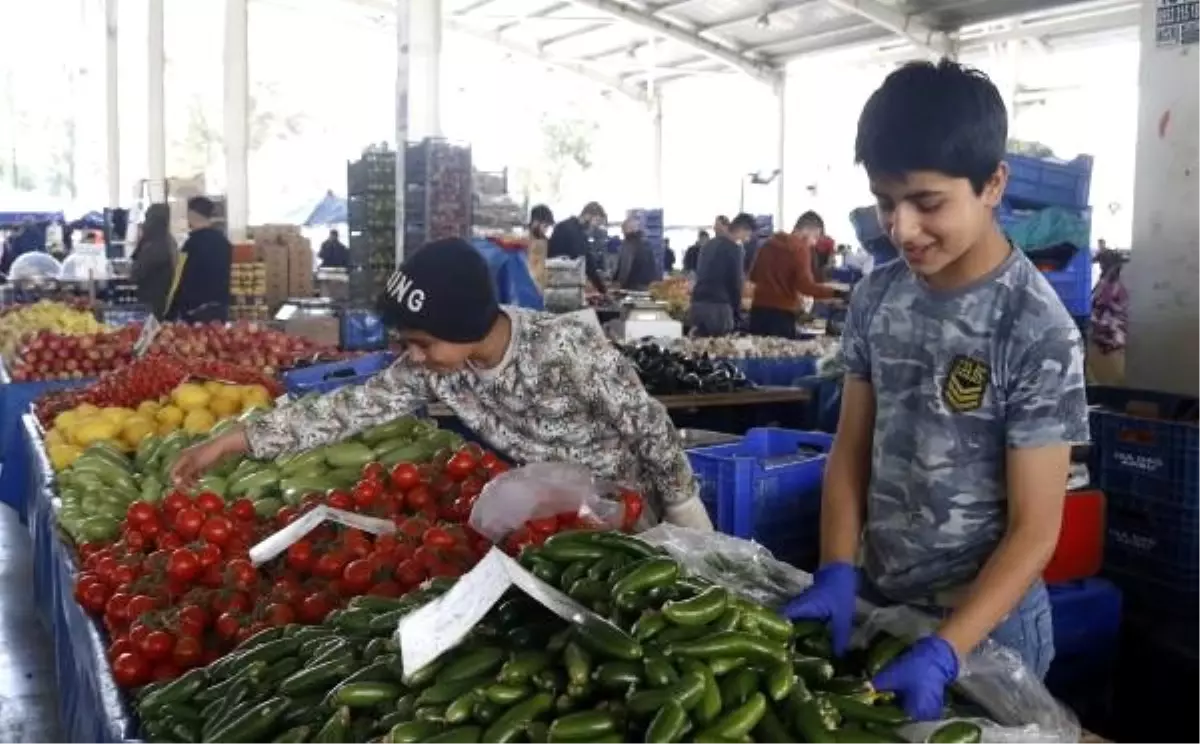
157 420 179 436
203 380 226 395
44 428 66 448
76 403 100 417
156 405 185 426
172 383 212 411
54 409 79 431
121 416 155 447
100 407 136 425
48 443 82 471
73 418 120 447
182 408 216 435
209 396 239 420
137 400 161 418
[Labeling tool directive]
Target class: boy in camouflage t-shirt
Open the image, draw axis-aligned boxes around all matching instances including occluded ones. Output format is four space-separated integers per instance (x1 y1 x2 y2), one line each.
783 60 1089 720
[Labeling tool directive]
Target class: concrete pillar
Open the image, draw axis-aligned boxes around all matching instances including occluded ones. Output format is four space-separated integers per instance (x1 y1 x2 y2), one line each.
147 0 166 200
105 0 120 206
650 94 663 206
1123 2 1199 396
224 0 250 239
408 0 442 139
775 72 787 227
395 0 410 261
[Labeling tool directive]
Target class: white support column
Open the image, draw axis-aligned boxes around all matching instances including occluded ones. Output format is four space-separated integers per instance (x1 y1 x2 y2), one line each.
147 0 166 201
408 0 442 139
224 0 250 239
105 0 121 206
395 0 410 261
1124 2 1199 395
650 94 663 207
775 72 787 227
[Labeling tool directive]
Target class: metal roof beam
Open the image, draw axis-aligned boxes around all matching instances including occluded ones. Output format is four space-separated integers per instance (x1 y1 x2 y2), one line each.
821 0 954 56
564 0 782 86
446 19 651 103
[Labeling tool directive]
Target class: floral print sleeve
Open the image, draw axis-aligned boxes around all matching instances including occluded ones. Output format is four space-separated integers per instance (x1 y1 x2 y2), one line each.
556 320 704 520
244 358 430 459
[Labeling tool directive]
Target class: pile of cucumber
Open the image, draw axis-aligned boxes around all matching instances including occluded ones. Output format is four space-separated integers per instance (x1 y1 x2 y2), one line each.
54 414 461 542
134 531 985 743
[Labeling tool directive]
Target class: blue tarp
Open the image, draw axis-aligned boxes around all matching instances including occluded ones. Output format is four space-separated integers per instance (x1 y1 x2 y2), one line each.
472 238 544 310
0 210 64 227
24 416 135 742
303 191 347 227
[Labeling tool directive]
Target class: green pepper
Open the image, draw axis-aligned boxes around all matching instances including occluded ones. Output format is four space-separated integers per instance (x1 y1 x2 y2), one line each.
828 694 907 726
548 710 617 741
312 705 350 744
632 610 668 641
645 700 689 744
436 646 505 683
661 586 729 627
665 631 789 667
928 720 983 743
865 635 910 677
481 692 554 743
610 557 680 597
695 692 767 740
679 659 722 726
719 668 760 707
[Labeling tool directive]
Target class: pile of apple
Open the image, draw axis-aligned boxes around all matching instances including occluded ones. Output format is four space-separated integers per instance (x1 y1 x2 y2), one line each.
10 320 337 382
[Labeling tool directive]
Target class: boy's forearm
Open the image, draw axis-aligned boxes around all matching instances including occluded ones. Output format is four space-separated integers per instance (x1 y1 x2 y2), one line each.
820 458 867 565
936 523 1056 659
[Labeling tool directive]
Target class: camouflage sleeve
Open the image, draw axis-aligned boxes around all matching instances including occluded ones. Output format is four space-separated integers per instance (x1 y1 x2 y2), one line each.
1005 326 1090 448
244 359 430 459
559 320 701 516
839 280 873 380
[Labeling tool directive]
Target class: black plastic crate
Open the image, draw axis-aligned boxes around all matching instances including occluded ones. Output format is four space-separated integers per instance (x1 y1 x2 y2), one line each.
1088 386 1199 504
1104 488 1199 582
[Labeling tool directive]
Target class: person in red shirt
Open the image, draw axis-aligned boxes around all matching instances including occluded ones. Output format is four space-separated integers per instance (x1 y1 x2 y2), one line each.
747 215 847 338
795 210 836 280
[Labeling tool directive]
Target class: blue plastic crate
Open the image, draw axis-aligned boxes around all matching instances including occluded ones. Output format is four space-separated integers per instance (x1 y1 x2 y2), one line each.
828 267 863 285
1047 579 1122 659
730 357 817 387
1088 387 1199 504
1103 488 1199 583
794 375 842 433
340 309 387 351
1036 245 1092 316
686 428 833 566
283 352 395 396
1103 561 1199 622
1004 153 1093 210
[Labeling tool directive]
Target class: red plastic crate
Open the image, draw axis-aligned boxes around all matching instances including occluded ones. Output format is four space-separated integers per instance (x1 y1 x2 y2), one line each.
1044 489 1105 583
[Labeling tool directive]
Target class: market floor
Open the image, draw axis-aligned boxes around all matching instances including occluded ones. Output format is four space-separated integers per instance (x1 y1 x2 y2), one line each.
0 506 62 742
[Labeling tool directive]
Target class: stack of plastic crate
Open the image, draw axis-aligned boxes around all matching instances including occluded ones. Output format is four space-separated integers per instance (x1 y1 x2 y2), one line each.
1000 152 1094 321
346 147 397 307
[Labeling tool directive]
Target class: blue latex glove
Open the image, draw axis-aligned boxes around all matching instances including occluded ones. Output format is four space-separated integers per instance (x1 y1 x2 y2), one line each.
781 562 857 656
871 635 960 721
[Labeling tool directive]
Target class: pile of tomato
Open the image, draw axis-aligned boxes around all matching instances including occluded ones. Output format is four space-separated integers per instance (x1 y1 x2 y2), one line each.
72 443 511 689
500 489 646 556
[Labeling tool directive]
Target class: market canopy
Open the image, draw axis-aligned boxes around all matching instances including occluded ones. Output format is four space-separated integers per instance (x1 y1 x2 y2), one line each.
303 190 348 227
0 191 66 227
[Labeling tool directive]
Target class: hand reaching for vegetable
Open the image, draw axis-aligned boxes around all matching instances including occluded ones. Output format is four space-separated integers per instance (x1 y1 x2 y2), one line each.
871 635 960 720
781 562 858 656
170 428 250 490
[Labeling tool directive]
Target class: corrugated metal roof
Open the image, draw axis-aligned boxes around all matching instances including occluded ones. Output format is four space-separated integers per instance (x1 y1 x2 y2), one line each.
344 0 1141 97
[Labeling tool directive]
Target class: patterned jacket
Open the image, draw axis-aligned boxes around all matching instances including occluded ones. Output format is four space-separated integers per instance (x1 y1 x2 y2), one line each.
245 308 711 528
842 250 1089 603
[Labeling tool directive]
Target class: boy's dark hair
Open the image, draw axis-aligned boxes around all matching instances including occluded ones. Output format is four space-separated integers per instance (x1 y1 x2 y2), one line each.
187 196 216 218
581 201 607 222
530 204 554 224
729 213 756 231
794 211 824 231
855 58 1008 194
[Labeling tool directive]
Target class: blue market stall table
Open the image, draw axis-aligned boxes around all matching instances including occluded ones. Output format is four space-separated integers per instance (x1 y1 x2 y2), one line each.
23 415 135 742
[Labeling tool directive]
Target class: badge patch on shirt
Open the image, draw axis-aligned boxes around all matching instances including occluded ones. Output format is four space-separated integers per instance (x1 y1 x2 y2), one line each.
943 355 990 413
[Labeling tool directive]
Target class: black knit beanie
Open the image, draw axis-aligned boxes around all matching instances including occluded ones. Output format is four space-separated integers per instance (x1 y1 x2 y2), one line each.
376 238 499 343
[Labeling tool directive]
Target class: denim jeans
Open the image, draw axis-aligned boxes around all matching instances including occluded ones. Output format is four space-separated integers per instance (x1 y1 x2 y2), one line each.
861 579 1056 679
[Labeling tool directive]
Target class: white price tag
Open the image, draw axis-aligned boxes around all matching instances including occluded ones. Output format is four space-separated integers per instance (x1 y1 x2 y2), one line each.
133 316 161 357
396 548 611 677
247 505 395 566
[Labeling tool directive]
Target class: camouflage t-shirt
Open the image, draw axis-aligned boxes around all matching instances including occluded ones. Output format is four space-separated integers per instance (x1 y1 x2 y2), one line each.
842 250 1089 603
245 307 703 521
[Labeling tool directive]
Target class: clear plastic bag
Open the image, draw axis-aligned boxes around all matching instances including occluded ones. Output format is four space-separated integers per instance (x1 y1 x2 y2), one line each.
467 462 624 542
637 524 1081 744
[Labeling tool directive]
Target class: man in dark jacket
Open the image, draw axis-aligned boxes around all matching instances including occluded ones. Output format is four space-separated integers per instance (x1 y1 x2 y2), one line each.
614 217 658 291
689 213 754 336
548 201 608 294
168 196 232 322
318 229 349 268
682 230 709 273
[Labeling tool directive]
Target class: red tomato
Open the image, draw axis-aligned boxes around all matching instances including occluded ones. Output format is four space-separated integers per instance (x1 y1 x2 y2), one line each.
387 463 419 493
485 460 510 479
172 508 205 540
298 592 333 624
478 451 501 471
286 541 315 573
527 516 559 536
405 485 433 512
313 553 347 581
459 477 484 500
264 602 296 626
367 580 402 597
108 636 135 661
194 491 225 515
225 559 258 592
150 663 182 682
104 593 132 625
166 549 201 583
156 531 184 551
214 612 242 641
123 529 148 553
326 490 354 511
352 480 382 508
139 517 163 540
111 563 140 586
126 595 158 623
171 635 203 669
126 501 158 527
111 652 150 688
229 498 257 522
341 559 374 595
361 462 385 484
620 489 645 531
93 557 119 585
422 527 456 549
177 604 209 637
199 515 234 547
394 559 425 587
275 506 299 526
195 542 222 569
75 577 110 613
139 629 175 662
162 491 191 516
445 451 477 482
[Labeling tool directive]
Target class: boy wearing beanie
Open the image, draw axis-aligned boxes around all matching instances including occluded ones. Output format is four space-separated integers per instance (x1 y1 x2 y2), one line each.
171 238 713 530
